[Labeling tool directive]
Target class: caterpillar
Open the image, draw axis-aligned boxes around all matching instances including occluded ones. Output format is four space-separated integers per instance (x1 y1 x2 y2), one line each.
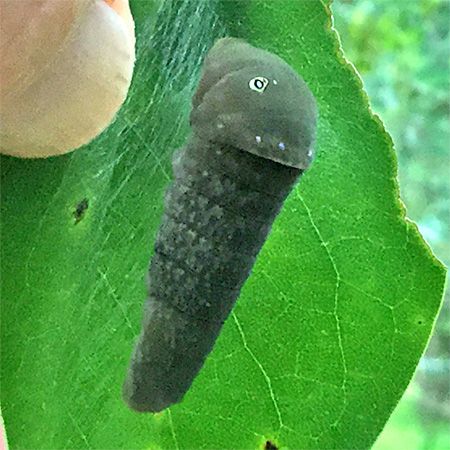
123 37 318 413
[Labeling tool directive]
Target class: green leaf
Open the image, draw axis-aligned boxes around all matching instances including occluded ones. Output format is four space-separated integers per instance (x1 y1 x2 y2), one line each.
0 0 445 449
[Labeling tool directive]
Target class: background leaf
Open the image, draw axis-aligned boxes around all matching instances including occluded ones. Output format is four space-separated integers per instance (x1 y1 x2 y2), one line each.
0 1 445 449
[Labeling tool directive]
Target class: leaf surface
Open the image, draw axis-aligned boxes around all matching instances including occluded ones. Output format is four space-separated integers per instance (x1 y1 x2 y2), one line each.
0 1 445 449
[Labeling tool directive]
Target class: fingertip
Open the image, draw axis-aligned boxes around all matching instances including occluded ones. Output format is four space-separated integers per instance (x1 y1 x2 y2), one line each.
102 0 135 38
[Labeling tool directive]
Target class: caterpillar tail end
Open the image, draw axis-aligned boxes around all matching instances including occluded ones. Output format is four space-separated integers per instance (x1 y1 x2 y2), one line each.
122 301 186 413
122 361 174 414
122 298 221 413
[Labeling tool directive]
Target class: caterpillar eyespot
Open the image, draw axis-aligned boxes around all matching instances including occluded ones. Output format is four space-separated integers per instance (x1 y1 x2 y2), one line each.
249 76 269 93
123 37 318 413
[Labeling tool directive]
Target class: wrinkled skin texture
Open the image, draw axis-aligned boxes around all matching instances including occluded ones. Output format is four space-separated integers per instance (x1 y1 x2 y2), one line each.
123 38 317 413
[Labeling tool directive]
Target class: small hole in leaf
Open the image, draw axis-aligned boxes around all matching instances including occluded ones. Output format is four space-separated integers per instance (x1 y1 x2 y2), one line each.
264 441 278 450
73 198 89 224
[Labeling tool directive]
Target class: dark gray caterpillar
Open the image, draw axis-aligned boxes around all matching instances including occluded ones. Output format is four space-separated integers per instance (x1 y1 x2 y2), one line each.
123 37 317 413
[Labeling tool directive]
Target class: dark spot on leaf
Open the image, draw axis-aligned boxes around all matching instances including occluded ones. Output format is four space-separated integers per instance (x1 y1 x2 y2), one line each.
416 315 425 325
73 198 89 224
119 125 130 136
264 441 278 450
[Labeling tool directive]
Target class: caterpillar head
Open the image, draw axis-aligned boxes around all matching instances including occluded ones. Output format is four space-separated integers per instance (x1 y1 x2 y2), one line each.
190 38 318 169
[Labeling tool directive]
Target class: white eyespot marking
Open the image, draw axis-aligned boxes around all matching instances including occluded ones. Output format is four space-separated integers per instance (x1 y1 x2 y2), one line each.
249 77 269 93
307 149 313 158
273 79 278 85
255 136 262 144
278 142 286 151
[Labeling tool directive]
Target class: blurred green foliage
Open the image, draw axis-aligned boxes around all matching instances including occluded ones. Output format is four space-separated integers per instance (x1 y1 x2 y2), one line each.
333 1 450 449
333 0 449 262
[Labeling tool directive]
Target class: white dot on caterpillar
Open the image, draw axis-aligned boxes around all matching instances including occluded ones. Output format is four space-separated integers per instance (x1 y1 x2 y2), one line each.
278 142 286 151
273 79 278 85
217 122 224 129
307 149 313 158
255 136 262 144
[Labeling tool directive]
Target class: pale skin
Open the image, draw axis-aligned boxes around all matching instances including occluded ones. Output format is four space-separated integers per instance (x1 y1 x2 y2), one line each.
0 0 135 158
